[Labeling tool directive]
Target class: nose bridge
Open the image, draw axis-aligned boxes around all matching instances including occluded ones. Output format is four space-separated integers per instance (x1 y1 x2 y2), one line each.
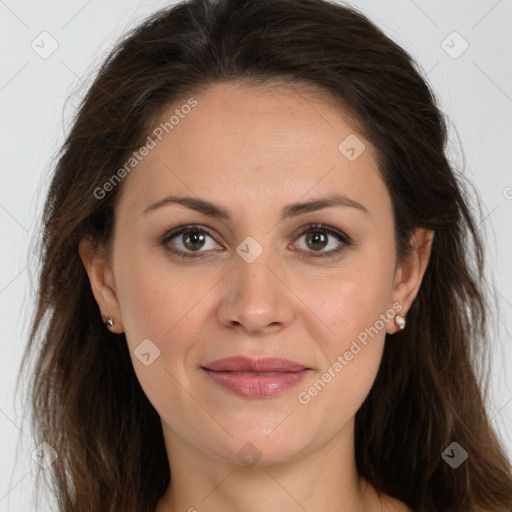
233 233 280 303
217 233 295 332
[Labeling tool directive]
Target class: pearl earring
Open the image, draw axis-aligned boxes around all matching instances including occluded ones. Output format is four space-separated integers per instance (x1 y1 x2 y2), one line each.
394 313 406 331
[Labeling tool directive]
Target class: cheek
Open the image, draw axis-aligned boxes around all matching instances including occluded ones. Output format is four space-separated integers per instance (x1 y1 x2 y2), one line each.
113 248 187 353
311 255 395 350
318 286 388 376
113 254 199 409
115 267 165 343
296 287 389 429
297 256 394 411
330 285 392 347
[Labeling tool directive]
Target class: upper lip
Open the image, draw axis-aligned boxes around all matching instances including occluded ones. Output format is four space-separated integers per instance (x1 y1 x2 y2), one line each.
202 356 310 372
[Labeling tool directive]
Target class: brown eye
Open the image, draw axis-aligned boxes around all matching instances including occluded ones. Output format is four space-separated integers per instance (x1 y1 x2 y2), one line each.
161 225 222 258
181 230 207 251
293 224 351 259
305 231 329 251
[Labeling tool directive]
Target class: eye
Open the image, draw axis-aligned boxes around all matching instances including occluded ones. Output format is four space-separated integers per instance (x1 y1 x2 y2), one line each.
161 224 222 258
292 223 351 259
160 223 352 259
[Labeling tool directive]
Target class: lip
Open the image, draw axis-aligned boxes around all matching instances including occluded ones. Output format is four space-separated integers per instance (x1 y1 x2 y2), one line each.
201 356 311 399
203 356 309 373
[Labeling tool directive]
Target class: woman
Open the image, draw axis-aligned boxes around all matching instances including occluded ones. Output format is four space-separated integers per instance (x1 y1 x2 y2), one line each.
19 0 512 510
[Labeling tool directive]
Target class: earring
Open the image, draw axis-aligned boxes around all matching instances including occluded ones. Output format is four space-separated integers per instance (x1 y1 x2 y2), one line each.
395 313 406 331
104 315 114 329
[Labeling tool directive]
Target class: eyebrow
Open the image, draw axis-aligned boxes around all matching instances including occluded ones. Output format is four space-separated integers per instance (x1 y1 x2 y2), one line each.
142 193 368 221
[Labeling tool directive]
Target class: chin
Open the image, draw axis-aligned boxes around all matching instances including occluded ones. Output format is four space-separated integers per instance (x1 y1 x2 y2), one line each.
207 420 314 467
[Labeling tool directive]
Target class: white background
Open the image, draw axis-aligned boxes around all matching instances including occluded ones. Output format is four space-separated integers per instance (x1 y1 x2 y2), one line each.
1 1 511 510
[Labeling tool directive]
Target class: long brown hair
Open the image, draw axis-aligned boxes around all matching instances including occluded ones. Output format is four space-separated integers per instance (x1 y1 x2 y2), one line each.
18 0 512 510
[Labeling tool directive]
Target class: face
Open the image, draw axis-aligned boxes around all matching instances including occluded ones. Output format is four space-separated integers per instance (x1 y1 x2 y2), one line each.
82 81 431 467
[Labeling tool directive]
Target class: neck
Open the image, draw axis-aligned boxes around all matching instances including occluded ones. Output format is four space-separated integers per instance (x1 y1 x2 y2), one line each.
155 418 385 512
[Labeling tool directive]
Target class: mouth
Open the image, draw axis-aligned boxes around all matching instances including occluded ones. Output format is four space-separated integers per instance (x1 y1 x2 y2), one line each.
201 356 312 399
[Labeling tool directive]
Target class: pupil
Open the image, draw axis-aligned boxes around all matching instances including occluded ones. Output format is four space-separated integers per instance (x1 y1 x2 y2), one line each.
184 231 205 250
307 232 327 251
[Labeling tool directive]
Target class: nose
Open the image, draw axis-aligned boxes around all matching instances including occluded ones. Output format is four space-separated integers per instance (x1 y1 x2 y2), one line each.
216 246 295 335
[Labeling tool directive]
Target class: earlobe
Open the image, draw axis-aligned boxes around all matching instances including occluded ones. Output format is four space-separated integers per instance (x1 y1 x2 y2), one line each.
78 238 124 333
387 228 434 334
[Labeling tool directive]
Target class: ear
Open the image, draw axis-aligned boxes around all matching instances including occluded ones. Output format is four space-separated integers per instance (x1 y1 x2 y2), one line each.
387 228 435 334
79 238 124 333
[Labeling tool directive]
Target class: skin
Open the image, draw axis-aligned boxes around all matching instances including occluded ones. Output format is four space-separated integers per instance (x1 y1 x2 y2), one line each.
80 81 433 512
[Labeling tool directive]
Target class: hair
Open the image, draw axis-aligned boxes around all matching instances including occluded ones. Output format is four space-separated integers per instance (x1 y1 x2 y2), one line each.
17 0 512 511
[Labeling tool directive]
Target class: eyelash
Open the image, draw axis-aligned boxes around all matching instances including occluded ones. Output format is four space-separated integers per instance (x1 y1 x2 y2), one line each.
160 223 352 260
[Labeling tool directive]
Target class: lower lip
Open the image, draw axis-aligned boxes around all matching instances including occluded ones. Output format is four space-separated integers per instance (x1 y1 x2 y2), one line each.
202 369 310 398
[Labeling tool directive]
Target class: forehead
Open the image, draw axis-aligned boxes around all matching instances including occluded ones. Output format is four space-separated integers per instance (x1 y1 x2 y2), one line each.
116 81 389 221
